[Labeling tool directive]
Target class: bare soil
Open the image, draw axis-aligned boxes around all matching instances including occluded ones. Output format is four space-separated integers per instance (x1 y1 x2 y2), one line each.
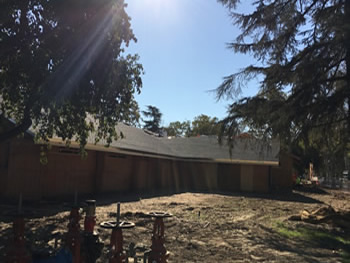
1 187 350 262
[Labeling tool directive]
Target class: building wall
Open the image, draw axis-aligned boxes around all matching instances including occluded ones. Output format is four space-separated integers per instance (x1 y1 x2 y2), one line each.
41 147 96 197
191 162 218 191
130 156 153 191
252 165 269 193
99 153 133 193
4 139 42 199
1 139 96 199
98 155 179 194
0 138 290 200
240 165 254 191
217 163 240 191
175 161 218 192
271 153 293 192
155 159 178 193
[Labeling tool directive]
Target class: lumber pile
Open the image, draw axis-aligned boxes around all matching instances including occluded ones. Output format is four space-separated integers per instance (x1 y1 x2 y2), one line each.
289 206 350 230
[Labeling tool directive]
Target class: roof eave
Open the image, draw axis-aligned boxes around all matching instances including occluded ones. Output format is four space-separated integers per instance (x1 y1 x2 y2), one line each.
46 138 279 165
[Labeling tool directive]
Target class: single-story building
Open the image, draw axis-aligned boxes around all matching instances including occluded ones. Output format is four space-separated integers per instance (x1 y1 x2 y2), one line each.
0 122 293 200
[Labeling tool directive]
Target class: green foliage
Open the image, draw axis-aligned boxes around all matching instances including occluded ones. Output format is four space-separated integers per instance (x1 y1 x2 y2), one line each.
142 105 162 133
123 100 141 127
342 251 350 263
0 0 143 148
163 114 221 137
217 0 350 174
189 114 221 137
39 146 48 165
275 221 350 259
163 121 190 137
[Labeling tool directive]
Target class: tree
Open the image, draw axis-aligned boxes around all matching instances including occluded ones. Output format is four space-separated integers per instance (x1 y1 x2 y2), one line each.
0 0 143 149
189 114 221 137
122 100 141 127
164 121 191 137
217 0 350 173
164 115 221 137
142 105 162 133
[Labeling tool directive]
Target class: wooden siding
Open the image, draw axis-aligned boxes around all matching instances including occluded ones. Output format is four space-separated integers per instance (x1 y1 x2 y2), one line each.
217 163 240 191
0 139 292 200
252 165 269 193
240 165 254 191
271 153 293 192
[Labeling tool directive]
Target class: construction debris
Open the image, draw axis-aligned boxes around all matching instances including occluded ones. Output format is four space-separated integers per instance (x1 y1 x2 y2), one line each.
289 206 350 230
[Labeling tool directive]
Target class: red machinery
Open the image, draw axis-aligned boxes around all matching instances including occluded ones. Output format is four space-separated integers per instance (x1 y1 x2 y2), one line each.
81 199 103 263
66 204 81 263
100 203 135 263
147 212 172 263
5 213 32 263
84 200 96 234
4 195 174 263
5 194 31 263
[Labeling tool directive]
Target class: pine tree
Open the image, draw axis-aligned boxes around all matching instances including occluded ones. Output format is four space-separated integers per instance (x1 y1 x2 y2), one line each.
142 105 162 133
217 0 350 172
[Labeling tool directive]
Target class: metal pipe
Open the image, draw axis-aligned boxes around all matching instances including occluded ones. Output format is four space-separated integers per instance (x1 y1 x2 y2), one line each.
116 202 120 224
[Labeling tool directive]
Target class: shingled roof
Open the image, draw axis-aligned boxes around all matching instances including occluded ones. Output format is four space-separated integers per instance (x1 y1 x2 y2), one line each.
35 122 279 165
75 123 280 165
3 116 279 164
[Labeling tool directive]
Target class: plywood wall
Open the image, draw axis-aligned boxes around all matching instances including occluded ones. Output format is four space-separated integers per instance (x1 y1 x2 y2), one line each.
42 147 96 197
1 138 286 200
156 159 178 192
3 139 96 199
240 165 254 191
271 153 293 192
252 165 269 193
238 165 270 193
5 139 42 199
217 163 240 191
100 153 132 192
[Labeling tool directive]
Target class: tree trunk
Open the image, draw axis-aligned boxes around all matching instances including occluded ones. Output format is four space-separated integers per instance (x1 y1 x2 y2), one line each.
345 0 350 150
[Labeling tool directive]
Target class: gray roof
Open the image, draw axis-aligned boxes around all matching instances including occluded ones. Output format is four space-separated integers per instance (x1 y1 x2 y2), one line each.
3 116 279 164
84 123 280 164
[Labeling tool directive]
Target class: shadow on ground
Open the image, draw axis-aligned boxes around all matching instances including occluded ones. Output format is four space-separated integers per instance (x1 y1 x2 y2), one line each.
0 187 324 222
293 185 329 195
247 221 350 263
201 189 324 204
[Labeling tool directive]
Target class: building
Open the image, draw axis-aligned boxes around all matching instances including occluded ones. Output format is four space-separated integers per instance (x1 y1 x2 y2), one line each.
0 123 293 200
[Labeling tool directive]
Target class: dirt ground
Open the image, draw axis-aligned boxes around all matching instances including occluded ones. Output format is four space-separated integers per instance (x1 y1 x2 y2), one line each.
1 187 350 263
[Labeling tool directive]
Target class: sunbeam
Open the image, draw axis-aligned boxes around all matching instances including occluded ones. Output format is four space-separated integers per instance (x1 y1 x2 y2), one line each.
44 2 128 102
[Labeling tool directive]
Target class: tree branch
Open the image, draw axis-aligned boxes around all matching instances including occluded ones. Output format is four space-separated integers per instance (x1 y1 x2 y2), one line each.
0 114 32 142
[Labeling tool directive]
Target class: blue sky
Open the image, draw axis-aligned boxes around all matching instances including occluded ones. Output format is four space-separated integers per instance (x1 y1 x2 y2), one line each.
124 0 258 126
